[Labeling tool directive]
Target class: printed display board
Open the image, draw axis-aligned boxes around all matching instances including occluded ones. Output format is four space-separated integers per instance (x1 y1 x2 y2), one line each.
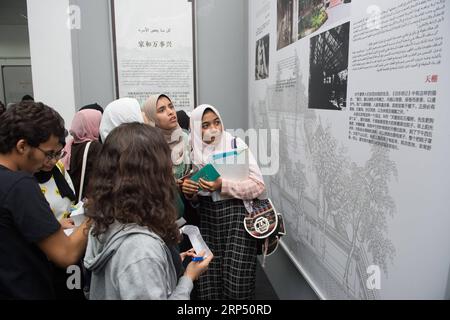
249 0 450 299
112 0 196 111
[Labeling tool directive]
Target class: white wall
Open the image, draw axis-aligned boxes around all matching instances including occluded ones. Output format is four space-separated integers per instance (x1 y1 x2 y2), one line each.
26 0 76 128
0 25 30 58
196 0 248 130
69 0 115 111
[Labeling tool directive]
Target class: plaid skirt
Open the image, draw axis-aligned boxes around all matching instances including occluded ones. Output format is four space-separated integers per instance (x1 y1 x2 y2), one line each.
196 196 257 300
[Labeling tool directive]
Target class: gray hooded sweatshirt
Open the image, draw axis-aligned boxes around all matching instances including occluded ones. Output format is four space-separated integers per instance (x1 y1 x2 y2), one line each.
84 222 193 300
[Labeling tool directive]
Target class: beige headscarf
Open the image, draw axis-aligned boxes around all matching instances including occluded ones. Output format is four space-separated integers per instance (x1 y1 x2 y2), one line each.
142 94 185 165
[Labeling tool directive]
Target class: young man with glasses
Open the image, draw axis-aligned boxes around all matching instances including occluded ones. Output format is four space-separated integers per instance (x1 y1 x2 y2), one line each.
0 102 90 299
36 147 67 162
35 140 76 226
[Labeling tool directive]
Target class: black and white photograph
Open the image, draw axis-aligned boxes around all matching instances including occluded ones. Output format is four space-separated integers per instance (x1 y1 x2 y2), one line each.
308 21 349 110
255 34 270 80
277 0 297 50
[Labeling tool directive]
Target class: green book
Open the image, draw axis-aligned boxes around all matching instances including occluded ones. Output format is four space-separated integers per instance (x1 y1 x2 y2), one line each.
190 163 221 184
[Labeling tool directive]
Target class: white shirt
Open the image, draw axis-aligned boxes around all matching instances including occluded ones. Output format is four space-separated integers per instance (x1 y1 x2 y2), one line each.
38 162 75 221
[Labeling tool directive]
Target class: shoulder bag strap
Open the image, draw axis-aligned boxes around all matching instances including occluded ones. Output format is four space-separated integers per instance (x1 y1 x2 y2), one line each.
78 141 92 202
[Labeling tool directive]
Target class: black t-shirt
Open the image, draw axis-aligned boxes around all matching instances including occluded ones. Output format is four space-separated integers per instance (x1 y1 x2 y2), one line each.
0 165 61 299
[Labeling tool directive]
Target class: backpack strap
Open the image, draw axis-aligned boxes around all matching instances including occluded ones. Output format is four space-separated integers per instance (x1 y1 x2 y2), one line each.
78 141 92 202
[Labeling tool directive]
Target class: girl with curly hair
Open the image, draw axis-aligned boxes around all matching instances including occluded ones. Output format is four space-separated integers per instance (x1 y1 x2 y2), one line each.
83 123 212 300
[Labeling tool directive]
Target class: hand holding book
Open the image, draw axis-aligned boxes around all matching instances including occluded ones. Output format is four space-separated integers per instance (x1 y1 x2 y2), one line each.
190 163 221 192
199 177 222 192
182 164 222 195
190 163 220 183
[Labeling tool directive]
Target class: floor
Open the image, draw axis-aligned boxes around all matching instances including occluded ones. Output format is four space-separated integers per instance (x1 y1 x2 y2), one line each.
254 260 279 299
189 253 318 300
254 248 319 300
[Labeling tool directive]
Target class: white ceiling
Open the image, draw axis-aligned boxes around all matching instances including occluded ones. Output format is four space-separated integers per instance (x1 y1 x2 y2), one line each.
0 0 28 25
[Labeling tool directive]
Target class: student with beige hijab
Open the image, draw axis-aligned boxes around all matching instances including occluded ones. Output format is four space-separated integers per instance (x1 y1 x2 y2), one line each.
142 94 191 182
142 95 195 226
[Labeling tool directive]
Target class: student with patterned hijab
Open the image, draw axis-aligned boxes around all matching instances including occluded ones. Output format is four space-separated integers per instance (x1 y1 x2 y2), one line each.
182 104 266 300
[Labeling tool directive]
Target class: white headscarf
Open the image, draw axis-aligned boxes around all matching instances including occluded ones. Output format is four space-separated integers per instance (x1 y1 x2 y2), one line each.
99 98 144 141
190 104 264 200
190 104 234 168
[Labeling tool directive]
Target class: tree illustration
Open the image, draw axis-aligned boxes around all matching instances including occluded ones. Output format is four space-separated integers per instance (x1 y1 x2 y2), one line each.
340 145 397 289
292 160 308 233
279 118 293 188
310 122 350 259
293 161 308 204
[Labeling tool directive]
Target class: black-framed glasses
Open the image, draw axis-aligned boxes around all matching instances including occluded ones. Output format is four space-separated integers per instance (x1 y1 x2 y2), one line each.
36 147 67 161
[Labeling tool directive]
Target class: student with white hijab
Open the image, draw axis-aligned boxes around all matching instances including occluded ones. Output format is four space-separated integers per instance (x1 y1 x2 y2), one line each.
181 104 266 300
99 97 144 141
